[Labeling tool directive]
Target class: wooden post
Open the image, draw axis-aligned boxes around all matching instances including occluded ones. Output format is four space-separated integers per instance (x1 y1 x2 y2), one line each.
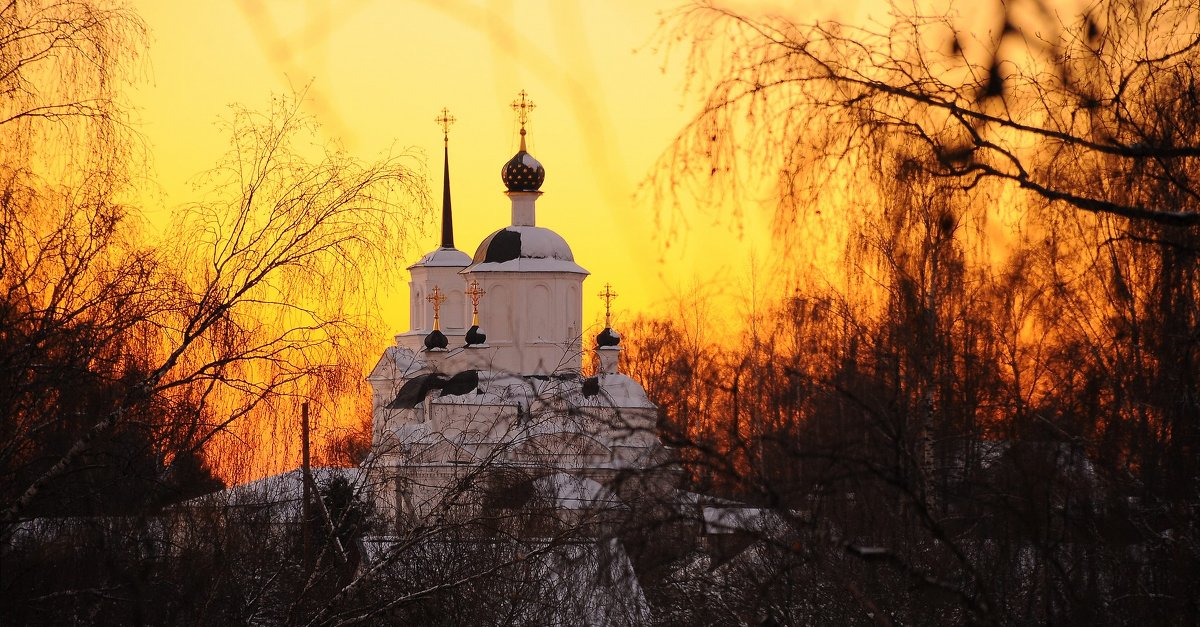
301 401 313 569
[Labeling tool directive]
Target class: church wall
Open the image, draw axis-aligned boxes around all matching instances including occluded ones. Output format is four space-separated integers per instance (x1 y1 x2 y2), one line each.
409 283 423 330
467 271 584 374
432 402 520 442
372 121 670 532
567 283 580 346
409 266 469 334
486 284 512 342
529 283 551 341
445 289 465 330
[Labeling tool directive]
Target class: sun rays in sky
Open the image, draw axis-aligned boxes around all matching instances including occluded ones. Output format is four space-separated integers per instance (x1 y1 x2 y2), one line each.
130 0 872 341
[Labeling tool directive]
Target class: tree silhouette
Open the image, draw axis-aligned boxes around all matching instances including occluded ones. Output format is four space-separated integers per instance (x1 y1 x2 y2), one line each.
661 0 1200 228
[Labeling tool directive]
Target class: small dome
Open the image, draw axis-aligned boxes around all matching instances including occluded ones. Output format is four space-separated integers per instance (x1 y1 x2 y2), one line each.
501 150 545 192
465 325 487 346
597 327 621 347
424 329 448 351
472 225 574 264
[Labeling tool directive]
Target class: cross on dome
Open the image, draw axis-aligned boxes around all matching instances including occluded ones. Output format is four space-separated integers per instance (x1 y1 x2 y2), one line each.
599 283 618 327
596 283 622 348
466 279 486 326
511 90 535 131
501 89 545 193
426 286 447 331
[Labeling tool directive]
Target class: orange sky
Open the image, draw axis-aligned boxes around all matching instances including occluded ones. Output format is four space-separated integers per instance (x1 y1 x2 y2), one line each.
129 0 875 342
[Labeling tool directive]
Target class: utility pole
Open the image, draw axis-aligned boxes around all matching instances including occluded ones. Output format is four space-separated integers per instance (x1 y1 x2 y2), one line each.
301 401 313 570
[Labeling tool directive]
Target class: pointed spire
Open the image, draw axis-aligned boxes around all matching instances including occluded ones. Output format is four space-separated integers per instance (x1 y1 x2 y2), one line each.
435 107 456 249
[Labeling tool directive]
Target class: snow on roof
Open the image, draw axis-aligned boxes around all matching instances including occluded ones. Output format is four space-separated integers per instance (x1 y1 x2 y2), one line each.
702 506 800 538
408 246 471 269
533 472 625 511
576 373 656 409
357 536 650 626
367 346 424 382
538 538 651 626
703 507 766 535
465 256 589 274
187 467 362 519
388 368 656 417
432 370 534 407
467 226 589 274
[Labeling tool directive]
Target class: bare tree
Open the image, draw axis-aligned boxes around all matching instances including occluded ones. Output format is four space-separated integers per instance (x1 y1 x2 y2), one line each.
659 0 1200 229
0 85 424 524
629 124 1198 622
0 2 424 529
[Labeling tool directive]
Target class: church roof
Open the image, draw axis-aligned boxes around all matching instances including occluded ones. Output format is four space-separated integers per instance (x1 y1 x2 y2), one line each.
408 246 471 269
533 473 625 510
468 225 588 274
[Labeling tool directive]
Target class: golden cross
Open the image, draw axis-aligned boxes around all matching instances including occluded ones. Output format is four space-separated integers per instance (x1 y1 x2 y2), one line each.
465 279 486 326
434 107 455 143
426 286 447 330
511 90 535 129
598 283 618 327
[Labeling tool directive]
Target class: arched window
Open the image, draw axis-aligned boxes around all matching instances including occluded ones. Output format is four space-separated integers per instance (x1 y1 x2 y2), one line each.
530 283 551 341
446 289 465 330
413 287 424 330
487 283 512 342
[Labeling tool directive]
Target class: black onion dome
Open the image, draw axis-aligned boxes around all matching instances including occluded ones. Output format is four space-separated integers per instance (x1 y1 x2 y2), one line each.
501 149 545 191
465 325 487 345
424 329 448 350
596 327 621 347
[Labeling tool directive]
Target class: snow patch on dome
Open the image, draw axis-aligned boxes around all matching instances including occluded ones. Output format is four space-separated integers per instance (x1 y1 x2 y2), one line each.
409 246 471 269
469 226 589 274
468 258 589 274
516 227 572 259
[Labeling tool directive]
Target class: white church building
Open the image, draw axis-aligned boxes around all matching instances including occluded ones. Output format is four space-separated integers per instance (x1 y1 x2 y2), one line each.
365 95 671 530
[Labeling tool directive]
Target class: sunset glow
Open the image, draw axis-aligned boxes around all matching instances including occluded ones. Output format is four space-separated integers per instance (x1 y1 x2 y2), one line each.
130 0 869 335
8 1 1200 621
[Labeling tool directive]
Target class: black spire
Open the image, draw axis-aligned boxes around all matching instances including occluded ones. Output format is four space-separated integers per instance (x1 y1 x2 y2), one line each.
435 108 456 249
441 142 454 248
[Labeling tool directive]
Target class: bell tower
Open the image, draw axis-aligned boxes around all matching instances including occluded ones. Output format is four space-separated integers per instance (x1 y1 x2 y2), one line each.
396 108 471 352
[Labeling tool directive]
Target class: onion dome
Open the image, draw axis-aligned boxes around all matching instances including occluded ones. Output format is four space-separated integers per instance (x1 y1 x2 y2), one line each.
597 327 621 348
424 329 448 351
501 131 545 192
465 325 487 345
